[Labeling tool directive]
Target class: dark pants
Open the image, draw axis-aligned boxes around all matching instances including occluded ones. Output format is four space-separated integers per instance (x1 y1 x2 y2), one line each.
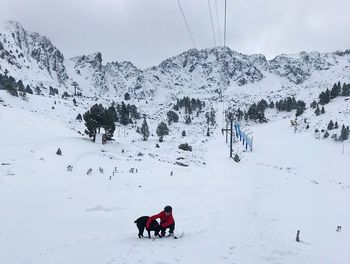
161 222 175 235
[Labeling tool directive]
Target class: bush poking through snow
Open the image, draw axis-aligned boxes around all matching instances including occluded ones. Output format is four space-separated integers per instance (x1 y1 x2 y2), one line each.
167 110 179 125
323 131 329 138
178 143 192 152
233 154 241 163
296 230 300 242
56 148 62 155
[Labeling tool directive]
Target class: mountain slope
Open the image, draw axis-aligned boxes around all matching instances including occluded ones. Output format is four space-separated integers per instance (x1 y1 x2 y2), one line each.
1 21 350 102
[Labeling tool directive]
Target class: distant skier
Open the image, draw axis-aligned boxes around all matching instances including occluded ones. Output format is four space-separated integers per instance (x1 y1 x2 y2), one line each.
146 206 175 237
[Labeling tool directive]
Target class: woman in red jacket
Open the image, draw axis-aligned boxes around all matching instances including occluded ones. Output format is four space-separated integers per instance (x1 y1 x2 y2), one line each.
146 206 175 237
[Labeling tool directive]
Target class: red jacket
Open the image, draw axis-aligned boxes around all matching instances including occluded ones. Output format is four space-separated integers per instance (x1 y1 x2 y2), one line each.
146 211 174 229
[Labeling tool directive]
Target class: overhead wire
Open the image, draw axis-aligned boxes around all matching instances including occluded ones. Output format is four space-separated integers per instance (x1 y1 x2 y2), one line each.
207 0 217 47
176 0 197 49
214 0 222 46
224 0 227 47
222 0 228 127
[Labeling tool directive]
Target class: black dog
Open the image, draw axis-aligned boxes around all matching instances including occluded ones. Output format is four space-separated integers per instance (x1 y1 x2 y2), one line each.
134 216 162 239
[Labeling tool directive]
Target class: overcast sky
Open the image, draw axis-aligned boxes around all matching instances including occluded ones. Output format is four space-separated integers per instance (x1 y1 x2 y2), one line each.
1 0 349 68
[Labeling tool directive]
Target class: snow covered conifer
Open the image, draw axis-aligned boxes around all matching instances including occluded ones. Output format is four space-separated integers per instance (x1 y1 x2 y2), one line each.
120 102 129 125
76 113 82 121
323 131 329 138
25 85 33 94
327 120 334 130
140 117 150 141
102 108 116 140
83 104 105 140
314 106 321 116
340 125 348 141
182 130 186 137
331 82 341 99
107 106 118 123
295 106 304 117
341 83 350 96
335 121 339 129
321 106 325 114
156 122 169 142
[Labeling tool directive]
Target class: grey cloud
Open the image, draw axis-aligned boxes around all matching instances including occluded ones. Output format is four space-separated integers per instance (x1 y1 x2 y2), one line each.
0 0 349 68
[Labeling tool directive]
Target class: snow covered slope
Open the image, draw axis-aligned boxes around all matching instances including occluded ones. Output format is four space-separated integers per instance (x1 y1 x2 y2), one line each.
1 91 349 264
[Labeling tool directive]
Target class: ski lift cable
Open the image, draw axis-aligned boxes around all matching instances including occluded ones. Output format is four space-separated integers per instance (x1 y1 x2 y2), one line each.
176 0 197 49
208 0 217 46
224 0 227 47
214 0 222 46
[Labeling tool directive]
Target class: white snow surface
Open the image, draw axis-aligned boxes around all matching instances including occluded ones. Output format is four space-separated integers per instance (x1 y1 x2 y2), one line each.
0 90 349 264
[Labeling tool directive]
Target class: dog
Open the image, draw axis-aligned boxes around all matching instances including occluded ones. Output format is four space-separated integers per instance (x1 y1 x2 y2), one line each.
134 216 162 239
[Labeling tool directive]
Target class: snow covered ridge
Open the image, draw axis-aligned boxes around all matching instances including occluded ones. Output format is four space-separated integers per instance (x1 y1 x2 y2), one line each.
1 20 350 100
0 21 68 86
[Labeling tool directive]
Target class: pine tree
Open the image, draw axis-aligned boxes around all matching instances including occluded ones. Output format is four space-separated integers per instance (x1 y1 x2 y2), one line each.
25 85 33 94
156 122 169 142
76 113 82 121
331 82 341 99
124 92 131 100
107 106 118 123
83 104 106 140
315 106 321 116
296 106 304 117
327 120 334 130
182 130 186 137
140 117 150 141
319 89 331 105
321 106 325 114
120 102 129 125
340 125 349 141
167 110 179 125
324 131 330 138
335 121 339 129
185 115 191 124
310 100 317 108
341 83 350 96
102 108 116 140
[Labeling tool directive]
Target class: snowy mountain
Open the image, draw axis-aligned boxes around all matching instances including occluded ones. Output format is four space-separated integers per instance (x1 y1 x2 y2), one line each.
1 21 350 102
0 21 68 89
